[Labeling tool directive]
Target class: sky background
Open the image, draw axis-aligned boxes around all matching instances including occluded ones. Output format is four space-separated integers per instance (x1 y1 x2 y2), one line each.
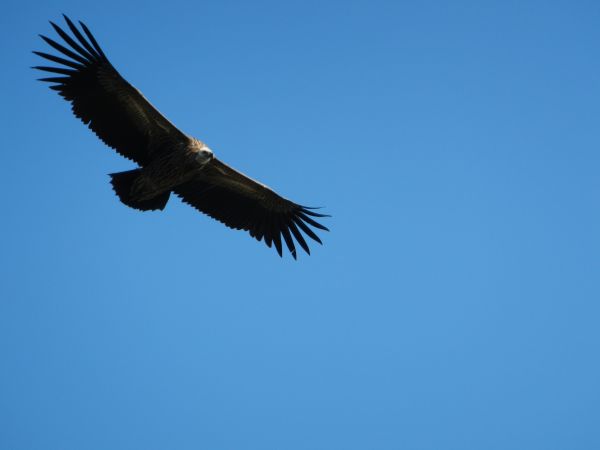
1 1 599 449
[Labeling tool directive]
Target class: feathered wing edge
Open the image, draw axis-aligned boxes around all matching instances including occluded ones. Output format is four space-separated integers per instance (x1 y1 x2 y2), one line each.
33 15 109 91
174 163 330 259
248 204 330 259
32 15 184 166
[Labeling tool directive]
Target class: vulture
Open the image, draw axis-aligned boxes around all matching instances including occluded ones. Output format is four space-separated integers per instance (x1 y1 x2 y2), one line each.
33 15 328 258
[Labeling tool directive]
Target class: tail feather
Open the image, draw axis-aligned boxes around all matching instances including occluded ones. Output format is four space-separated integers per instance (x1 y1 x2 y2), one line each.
109 169 170 211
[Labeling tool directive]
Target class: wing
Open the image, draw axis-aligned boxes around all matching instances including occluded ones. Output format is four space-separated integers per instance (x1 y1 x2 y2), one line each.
33 15 186 165
174 159 329 259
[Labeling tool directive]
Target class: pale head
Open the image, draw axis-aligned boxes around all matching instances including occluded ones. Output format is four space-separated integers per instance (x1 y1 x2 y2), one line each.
194 142 214 165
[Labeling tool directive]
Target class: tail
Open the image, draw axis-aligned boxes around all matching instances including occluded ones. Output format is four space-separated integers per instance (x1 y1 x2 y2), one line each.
109 169 170 211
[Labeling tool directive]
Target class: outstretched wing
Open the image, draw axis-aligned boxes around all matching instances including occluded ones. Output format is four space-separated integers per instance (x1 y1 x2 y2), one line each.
174 159 329 259
33 15 186 165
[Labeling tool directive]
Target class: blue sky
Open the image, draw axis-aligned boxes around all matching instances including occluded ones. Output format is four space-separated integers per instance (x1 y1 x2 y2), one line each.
1 1 599 449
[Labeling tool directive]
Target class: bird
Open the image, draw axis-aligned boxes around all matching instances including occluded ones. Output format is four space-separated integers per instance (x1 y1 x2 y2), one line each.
33 15 328 259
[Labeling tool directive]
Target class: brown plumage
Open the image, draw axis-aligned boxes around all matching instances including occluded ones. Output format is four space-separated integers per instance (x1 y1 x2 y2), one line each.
33 15 328 258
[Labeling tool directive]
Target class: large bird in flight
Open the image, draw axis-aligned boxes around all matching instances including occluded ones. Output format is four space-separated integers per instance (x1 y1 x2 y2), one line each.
33 15 328 258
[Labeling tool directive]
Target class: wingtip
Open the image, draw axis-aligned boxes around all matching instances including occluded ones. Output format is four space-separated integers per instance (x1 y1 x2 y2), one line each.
302 209 330 218
300 205 331 218
63 14 77 28
48 21 62 35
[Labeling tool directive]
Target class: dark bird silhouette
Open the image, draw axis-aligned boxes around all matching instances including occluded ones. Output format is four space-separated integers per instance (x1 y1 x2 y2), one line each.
33 15 328 258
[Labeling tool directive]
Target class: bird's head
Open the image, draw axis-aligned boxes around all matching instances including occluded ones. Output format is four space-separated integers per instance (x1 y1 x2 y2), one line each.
195 143 214 165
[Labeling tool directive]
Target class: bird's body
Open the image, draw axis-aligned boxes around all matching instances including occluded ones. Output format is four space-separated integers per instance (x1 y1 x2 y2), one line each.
34 15 328 258
124 138 212 203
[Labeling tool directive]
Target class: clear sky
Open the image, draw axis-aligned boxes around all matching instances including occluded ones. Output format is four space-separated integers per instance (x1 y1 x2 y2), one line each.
1 1 599 449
